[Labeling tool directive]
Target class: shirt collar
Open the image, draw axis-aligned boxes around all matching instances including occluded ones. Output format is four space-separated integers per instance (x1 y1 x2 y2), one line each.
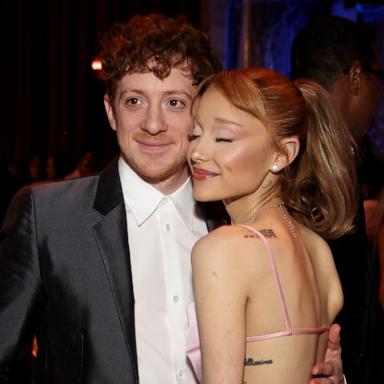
118 157 198 230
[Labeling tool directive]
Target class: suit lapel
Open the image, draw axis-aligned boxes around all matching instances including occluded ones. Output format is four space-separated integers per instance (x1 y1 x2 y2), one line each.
91 161 228 381
92 160 138 379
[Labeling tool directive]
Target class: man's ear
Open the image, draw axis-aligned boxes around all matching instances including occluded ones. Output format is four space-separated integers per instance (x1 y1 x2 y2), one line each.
346 60 362 96
104 95 117 131
270 137 300 173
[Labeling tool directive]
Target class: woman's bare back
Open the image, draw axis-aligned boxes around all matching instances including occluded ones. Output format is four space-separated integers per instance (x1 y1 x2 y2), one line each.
242 222 342 383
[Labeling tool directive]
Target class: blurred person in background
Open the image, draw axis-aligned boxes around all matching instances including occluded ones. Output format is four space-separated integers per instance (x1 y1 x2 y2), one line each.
291 15 384 384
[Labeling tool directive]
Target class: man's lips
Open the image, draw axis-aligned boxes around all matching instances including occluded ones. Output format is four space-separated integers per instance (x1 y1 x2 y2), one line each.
192 167 219 181
136 139 172 152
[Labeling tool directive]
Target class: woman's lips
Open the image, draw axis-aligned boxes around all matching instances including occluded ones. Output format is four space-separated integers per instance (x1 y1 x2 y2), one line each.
192 167 218 181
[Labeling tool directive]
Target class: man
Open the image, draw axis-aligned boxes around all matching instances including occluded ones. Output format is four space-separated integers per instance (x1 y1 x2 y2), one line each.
0 13 343 383
291 15 383 384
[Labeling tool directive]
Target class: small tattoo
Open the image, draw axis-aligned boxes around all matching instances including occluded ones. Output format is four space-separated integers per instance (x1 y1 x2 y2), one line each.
262 180 273 189
244 229 276 238
260 229 276 238
244 357 273 366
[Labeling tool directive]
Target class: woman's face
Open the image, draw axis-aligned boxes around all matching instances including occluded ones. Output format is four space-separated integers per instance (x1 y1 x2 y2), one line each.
188 86 275 203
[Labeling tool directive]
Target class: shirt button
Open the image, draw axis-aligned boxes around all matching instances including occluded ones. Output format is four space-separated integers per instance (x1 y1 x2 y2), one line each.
173 295 179 303
164 224 171 231
177 369 184 382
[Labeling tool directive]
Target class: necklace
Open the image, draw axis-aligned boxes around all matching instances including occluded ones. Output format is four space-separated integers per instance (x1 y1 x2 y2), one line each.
279 205 297 238
242 201 297 238
243 202 285 225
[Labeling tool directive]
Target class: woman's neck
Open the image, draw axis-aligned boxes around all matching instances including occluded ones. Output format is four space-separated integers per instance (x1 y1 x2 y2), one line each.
224 189 282 225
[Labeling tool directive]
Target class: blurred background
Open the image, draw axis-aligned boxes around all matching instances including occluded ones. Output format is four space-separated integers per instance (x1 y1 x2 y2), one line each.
1 2 384 382
1 0 383 202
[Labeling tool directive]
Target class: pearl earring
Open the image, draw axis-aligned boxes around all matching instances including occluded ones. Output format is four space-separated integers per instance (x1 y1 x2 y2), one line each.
271 164 279 173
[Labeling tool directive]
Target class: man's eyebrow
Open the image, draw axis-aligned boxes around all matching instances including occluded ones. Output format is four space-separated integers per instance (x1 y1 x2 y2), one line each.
118 89 145 99
163 90 193 99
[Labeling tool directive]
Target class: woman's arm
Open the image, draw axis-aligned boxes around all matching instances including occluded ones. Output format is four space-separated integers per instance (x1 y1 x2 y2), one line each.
192 231 249 384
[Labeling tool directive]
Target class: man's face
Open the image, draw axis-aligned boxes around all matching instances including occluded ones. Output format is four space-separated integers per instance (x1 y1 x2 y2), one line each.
356 65 383 138
104 68 196 194
351 55 383 139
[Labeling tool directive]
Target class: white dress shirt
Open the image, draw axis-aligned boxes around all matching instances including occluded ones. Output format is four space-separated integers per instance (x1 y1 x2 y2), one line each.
119 158 208 383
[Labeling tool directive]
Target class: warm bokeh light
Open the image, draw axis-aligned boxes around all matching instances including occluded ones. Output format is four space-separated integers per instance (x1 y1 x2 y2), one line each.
91 58 102 71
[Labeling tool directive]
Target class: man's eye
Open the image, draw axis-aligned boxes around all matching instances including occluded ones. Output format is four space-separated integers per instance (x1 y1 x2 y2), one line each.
169 99 185 108
125 97 141 105
215 138 232 143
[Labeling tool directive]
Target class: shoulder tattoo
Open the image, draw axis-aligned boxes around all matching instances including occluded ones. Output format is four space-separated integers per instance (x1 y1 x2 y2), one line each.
244 229 276 238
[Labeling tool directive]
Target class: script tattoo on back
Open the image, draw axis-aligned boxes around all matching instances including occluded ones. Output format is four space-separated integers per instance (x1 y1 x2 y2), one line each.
244 357 273 366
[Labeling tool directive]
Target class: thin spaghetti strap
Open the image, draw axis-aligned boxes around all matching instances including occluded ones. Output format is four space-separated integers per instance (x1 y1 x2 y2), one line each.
239 224 292 334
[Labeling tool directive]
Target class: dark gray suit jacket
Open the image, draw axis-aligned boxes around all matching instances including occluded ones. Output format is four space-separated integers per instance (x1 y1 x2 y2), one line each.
0 160 227 384
0 160 138 383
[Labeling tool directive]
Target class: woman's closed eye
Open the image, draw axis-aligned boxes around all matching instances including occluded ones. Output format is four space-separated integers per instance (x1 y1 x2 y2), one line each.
187 134 200 142
188 135 233 142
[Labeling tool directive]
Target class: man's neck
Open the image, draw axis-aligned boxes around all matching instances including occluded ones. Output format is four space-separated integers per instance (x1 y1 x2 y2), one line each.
150 170 190 195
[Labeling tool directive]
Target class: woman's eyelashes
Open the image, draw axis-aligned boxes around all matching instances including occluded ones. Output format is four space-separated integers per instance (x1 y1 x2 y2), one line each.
187 134 233 143
188 121 234 142
187 133 233 143
187 133 200 142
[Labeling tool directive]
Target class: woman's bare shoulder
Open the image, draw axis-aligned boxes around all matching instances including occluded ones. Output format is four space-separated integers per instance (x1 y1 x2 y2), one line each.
299 224 332 254
192 224 273 275
193 224 267 253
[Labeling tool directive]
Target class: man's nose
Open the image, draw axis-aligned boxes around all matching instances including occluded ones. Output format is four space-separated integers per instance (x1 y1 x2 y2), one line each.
141 105 167 135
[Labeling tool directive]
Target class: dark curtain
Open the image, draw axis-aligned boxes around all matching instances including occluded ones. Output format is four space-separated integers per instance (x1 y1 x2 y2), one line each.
1 0 201 168
224 0 332 73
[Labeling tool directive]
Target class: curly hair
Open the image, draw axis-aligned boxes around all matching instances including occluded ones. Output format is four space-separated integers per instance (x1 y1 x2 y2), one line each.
99 13 222 102
197 68 357 239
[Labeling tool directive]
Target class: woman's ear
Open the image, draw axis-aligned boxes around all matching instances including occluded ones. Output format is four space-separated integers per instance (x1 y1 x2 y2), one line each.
104 95 117 131
270 137 300 173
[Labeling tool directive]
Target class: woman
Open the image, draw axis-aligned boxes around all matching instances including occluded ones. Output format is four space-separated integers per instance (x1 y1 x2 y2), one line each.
186 68 356 383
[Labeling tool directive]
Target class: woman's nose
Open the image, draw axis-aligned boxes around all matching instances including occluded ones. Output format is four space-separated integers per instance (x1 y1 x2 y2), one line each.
189 139 209 163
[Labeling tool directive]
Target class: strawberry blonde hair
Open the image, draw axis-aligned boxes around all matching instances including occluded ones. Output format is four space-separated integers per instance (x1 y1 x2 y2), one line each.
197 68 357 239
